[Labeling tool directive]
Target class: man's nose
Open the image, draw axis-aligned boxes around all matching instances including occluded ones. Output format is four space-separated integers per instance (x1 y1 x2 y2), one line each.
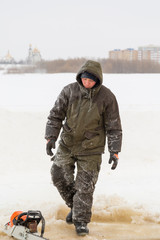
86 80 90 85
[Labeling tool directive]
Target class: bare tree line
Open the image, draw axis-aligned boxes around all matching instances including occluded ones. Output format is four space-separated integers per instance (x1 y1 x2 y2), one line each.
7 58 160 74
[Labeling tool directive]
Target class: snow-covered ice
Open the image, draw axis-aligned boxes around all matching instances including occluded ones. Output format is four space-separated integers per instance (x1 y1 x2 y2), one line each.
0 70 160 239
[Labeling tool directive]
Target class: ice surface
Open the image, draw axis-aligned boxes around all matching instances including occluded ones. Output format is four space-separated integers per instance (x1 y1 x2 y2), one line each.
0 70 160 239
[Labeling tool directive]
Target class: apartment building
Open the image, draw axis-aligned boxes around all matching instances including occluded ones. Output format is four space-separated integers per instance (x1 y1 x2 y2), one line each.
138 45 160 63
109 48 138 61
109 45 160 63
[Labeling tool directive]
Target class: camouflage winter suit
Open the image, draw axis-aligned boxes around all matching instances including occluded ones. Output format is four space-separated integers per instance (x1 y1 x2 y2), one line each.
45 60 122 223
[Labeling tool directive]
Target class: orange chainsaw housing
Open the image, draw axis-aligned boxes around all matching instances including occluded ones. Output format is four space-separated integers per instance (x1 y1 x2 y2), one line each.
10 211 27 227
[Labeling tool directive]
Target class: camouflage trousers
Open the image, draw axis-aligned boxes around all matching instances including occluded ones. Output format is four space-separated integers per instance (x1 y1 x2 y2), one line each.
50 145 102 223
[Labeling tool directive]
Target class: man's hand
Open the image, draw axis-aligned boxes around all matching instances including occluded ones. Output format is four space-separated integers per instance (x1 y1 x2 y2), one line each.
46 139 55 156
109 153 119 170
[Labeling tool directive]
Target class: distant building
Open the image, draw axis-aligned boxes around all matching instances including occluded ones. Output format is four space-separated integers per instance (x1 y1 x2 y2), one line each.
109 49 122 60
0 45 42 65
109 48 138 61
27 44 42 64
138 45 160 63
109 45 160 64
1 51 15 64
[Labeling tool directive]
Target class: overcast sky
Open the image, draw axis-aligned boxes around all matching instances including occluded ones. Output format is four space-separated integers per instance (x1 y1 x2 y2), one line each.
1 0 160 61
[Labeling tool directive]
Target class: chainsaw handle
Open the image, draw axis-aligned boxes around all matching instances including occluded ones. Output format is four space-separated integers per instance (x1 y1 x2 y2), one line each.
16 210 45 237
15 212 28 224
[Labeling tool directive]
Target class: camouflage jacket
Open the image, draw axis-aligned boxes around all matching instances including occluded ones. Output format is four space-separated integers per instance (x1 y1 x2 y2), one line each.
45 60 122 155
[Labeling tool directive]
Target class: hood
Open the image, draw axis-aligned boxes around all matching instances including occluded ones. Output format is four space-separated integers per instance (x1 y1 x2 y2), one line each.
76 60 103 88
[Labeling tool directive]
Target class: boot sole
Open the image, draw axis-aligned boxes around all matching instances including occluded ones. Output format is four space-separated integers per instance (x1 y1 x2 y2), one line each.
66 221 73 225
77 232 89 236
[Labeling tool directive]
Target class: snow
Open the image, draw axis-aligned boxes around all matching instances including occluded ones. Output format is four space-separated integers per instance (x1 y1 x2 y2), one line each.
0 72 160 112
0 70 160 239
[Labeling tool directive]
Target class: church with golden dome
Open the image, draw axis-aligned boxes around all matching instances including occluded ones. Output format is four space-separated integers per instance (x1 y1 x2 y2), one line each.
27 44 42 64
0 45 42 64
1 51 15 64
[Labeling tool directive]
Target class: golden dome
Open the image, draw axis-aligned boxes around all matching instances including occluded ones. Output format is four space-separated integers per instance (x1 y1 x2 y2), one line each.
6 51 12 60
33 48 39 53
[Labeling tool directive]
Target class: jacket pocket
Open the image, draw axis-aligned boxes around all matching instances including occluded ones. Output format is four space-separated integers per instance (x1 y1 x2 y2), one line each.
60 123 73 147
63 122 72 132
82 131 102 150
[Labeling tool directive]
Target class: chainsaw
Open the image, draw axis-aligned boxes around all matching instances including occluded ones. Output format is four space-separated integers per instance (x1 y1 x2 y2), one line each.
3 210 49 240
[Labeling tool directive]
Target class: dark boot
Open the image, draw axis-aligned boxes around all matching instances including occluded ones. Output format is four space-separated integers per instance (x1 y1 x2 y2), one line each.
66 209 73 224
74 222 89 236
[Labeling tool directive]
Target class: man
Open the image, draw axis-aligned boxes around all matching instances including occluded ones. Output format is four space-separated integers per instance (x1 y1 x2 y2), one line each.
45 60 122 236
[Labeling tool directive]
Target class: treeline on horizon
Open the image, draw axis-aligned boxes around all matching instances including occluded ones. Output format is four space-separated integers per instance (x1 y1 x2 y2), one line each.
7 57 160 74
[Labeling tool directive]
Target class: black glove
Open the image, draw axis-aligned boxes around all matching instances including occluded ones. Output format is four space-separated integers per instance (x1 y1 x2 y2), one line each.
109 153 119 170
46 139 55 156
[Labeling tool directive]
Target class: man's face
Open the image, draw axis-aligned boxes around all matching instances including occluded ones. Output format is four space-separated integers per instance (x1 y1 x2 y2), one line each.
81 78 96 89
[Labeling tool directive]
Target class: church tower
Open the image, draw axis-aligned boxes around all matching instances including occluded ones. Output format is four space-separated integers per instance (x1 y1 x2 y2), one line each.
27 44 42 64
27 44 33 64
